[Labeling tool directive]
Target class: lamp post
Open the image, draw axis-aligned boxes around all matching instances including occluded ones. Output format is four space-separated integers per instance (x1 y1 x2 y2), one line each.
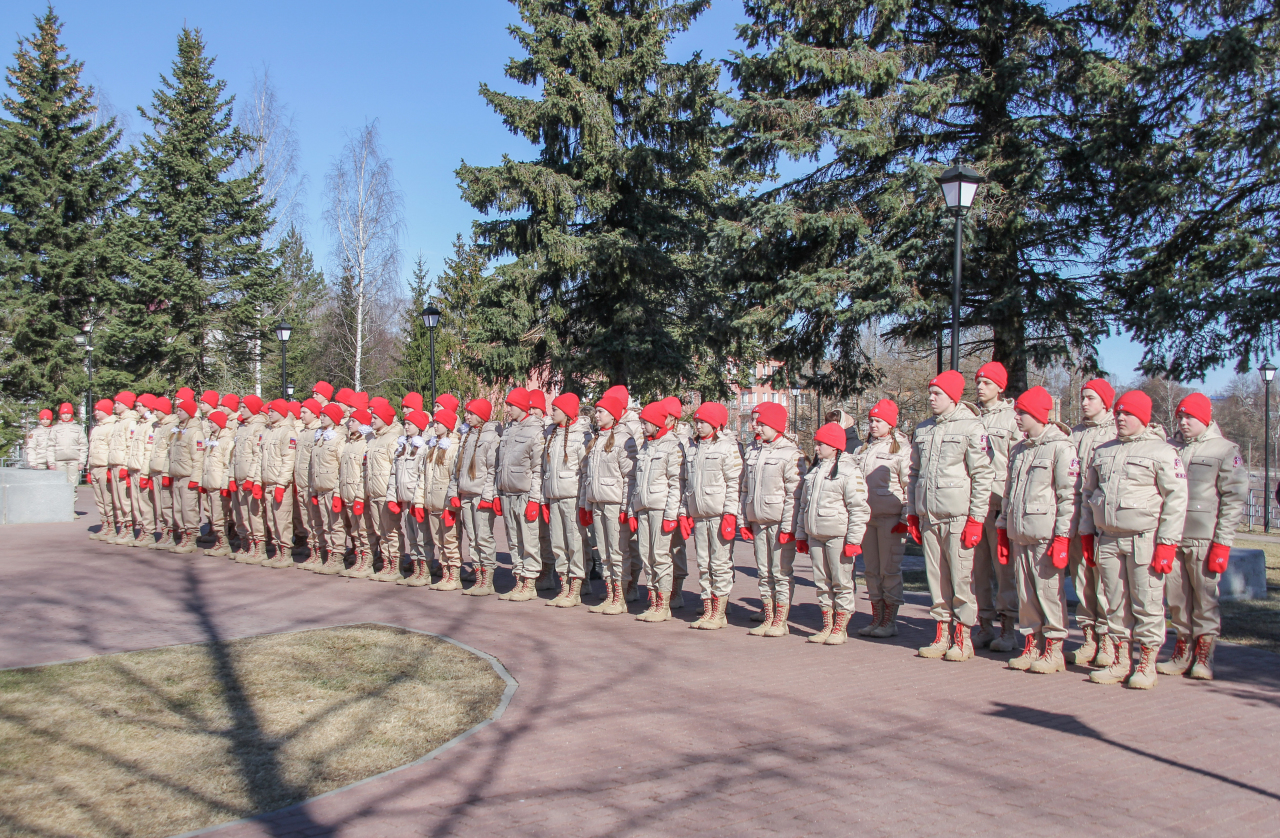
286 384 295 398
76 321 94 431
275 322 292 400
935 163 987 371
421 304 441 409
1262 360 1276 532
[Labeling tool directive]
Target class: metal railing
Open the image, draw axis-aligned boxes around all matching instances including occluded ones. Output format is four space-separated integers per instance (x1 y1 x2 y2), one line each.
1243 487 1280 532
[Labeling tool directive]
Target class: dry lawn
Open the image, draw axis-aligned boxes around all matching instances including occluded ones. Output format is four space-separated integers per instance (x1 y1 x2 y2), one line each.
1220 538 1280 653
0 624 506 838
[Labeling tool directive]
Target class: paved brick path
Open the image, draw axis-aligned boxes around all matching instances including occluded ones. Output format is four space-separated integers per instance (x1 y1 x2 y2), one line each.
3 489 1279 838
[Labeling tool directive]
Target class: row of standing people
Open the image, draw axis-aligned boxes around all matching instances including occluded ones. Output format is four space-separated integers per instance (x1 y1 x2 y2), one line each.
23 403 88 481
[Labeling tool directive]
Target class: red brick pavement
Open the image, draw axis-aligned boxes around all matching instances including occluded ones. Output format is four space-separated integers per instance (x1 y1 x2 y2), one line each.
2 489 1279 837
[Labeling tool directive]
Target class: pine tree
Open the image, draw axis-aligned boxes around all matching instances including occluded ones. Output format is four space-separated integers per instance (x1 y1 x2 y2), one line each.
257 226 326 397
719 0 1114 396
0 8 131 404
111 27 276 389
434 235 491 399
393 256 435 403
457 0 737 399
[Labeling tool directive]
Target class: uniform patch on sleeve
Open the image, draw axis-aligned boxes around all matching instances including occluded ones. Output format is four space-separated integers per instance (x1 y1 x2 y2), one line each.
1068 457 1080 478
288 438 297 450
196 440 204 451
1173 456 1186 479
1234 454 1244 468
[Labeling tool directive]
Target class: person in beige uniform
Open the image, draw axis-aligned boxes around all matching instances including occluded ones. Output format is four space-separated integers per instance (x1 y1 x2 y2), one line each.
144 398 178 549
258 399 298 568
603 384 645 601
453 399 502 595
1067 379 1118 666
540 394 593 607
660 395 694 608
337 410 373 577
680 402 741 630
526 390 558 592
87 399 116 539
312 381 334 408
905 370 994 662
167 399 206 554
972 362 1022 652
105 392 139 543
581 393 638 615
1079 390 1188 689
26 409 54 470
416 409 463 590
496 388 547 602
741 402 806 637
995 387 1077 674
125 395 159 546
290 399 322 565
386 409 430 585
796 423 871 645
852 399 911 638
48 403 88 486
307 404 347 574
200 410 237 555
362 402 402 581
627 400 685 622
231 396 267 562
1157 393 1246 681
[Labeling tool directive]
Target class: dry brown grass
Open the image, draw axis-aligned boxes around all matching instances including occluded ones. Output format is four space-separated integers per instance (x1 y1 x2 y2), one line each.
0 624 506 838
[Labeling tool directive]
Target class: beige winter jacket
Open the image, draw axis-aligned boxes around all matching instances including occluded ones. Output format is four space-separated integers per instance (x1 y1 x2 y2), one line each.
741 434 806 529
126 414 157 472
386 428 427 505
905 402 995 525
795 452 871 544
168 416 207 481
1170 422 1248 546
996 422 1076 545
681 433 743 519
581 422 638 506
259 420 298 488
1079 424 1188 544
201 422 237 491
853 431 911 519
292 419 321 491
1070 412 1116 534
496 416 545 500
541 417 592 501
308 428 344 496
416 432 462 511
363 422 399 501
24 425 51 468
231 415 267 484
629 431 684 518
339 433 369 504
147 414 178 475
87 416 115 469
454 420 502 500
107 409 138 468
978 398 1021 500
48 420 87 467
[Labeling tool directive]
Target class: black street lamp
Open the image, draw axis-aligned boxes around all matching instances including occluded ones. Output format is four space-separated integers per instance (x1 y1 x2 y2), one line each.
935 162 986 371
275 321 292 400
76 321 94 431
421 304 442 409
1262 360 1276 532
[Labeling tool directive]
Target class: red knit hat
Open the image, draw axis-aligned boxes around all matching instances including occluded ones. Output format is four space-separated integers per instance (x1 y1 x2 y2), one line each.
551 393 580 422
312 381 334 401
603 385 629 403
177 399 198 418
287 401 302 419
1082 378 1115 409
868 399 899 427
320 403 345 425
200 389 220 409
208 410 227 429
94 398 114 414
401 392 424 412
465 398 493 423
527 389 546 413
334 388 357 407
1114 390 1152 426
596 395 625 421
58 402 73 415
433 409 458 431
814 421 847 451
435 393 458 414
351 392 369 411
693 401 728 429
661 396 683 419
242 394 264 416
220 393 240 412
138 393 156 410
639 401 670 428
975 361 1008 391
351 409 372 426
175 387 195 402
114 390 136 409
930 370 966 403
301 398 322 417
505 387 530 413
267 398 289 417
405 410 431 432
153 397 172 416
39 409 52 420
371 402 396 426
1176 392 1212 427
753 401 788 434
1014 386 1053 425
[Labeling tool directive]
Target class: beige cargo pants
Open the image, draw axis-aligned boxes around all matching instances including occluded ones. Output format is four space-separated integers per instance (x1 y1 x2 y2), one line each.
811 536 856 612
637 508 675 595
152 476 174 535
1068 533 1108 635
90 467 111 528
427 509 461 570
367 499 401 572
974 501 1018 622
751 521 797 605
1166 541 1221 639
109 467 133 530
130 471 156 535
207 489 231 541
590 502 628 585
1013 539 1068 639
548 497 586 579
922 516 978 626
263 486 293 554
690 516 734 599
235 489 266 547
55 460 80 485
861 516 906 606
339 500 368 556
501 492 541 578
1096 531 1166 647
176 481 202 535
460 496 497 571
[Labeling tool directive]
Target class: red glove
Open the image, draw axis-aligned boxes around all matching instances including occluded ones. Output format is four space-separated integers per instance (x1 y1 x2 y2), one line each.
620 509 628 524
242 480 253 494
778 531 794 545
720 513 736 542
795 539 809 554
541 503 550 524
891 521 908 534
997 528 1011 565
578 507 594 527
412 506 425 523
188 480 199 490
1080 533 1095 567
199 486 207 494
228 479 237 492
905 514 921 544
679 515 694 540
162 475 171 487
491 497 503 517
221 488 230 497
388 501 401 515
252 483 263 500
104 469 111 482
442 508 456 527
1207 542 1230 574
662 518 677 534
1049 535 1070 569
449 496 461 509
1151 542 1176 574
353 500 365 516
332 496 343 514
86 470 92 483
961 516 984 549
311 495 319 506
119 467 128 480
524 500 540 522
739 526 754 542
139 476 150 490
628 516 638 533
478 499 492 511
843 542 861 558
273 486 285 505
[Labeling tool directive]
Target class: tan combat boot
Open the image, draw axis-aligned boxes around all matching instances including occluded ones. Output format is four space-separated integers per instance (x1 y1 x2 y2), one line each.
1188 636 1216 680
130 530 154 548
972 617 996 649
637 590 670 622
1126 643 1159 689
747 598 774 636
347 549 375 579
1156 634 1194 676
1008 632 1040 670
172 530 199 554
943 623 974 662
918 621 951 658
299 541 325 571
372 555 402 582
808 608 834 643
691 595 714 629
315 550 346 575
147 527 171 549
1029 637 1066 674
1092 633 1115 667
870 603 899 638
507 577 539 601
1089 637 1132 684
468 567 496 596
234 537 259 563
602 580 627 615
556 578 583 608
443 565 464 591
546 574 570 606
401 559 429 587
589 580 615 613
825 611 851 645
858 601 884 636
1067 625 1098 666
634 589 658 620
698 595 728 629
205 532 232 557
989 617 1017 653
763 601 791 637
669 579 685 611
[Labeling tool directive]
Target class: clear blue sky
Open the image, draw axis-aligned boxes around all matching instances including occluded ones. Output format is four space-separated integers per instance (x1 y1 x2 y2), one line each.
0 0 1236 391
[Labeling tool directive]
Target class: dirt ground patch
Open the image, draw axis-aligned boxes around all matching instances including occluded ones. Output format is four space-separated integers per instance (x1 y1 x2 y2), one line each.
0 623 507 838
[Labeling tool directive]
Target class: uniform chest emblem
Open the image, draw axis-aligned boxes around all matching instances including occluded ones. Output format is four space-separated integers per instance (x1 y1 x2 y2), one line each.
1068 457 1080 478
1173 456 1186 479
196 440 204 451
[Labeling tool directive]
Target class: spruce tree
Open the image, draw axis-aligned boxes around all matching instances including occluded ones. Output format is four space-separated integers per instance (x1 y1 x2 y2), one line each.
0 9 131 404
434 235 491 399
457 0 736 398
719 0 1114 395
394 256 435 403
257 226 326 396
112 28 276 388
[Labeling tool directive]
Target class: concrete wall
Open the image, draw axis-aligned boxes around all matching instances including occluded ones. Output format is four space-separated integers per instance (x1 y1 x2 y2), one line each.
0 468 75 525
